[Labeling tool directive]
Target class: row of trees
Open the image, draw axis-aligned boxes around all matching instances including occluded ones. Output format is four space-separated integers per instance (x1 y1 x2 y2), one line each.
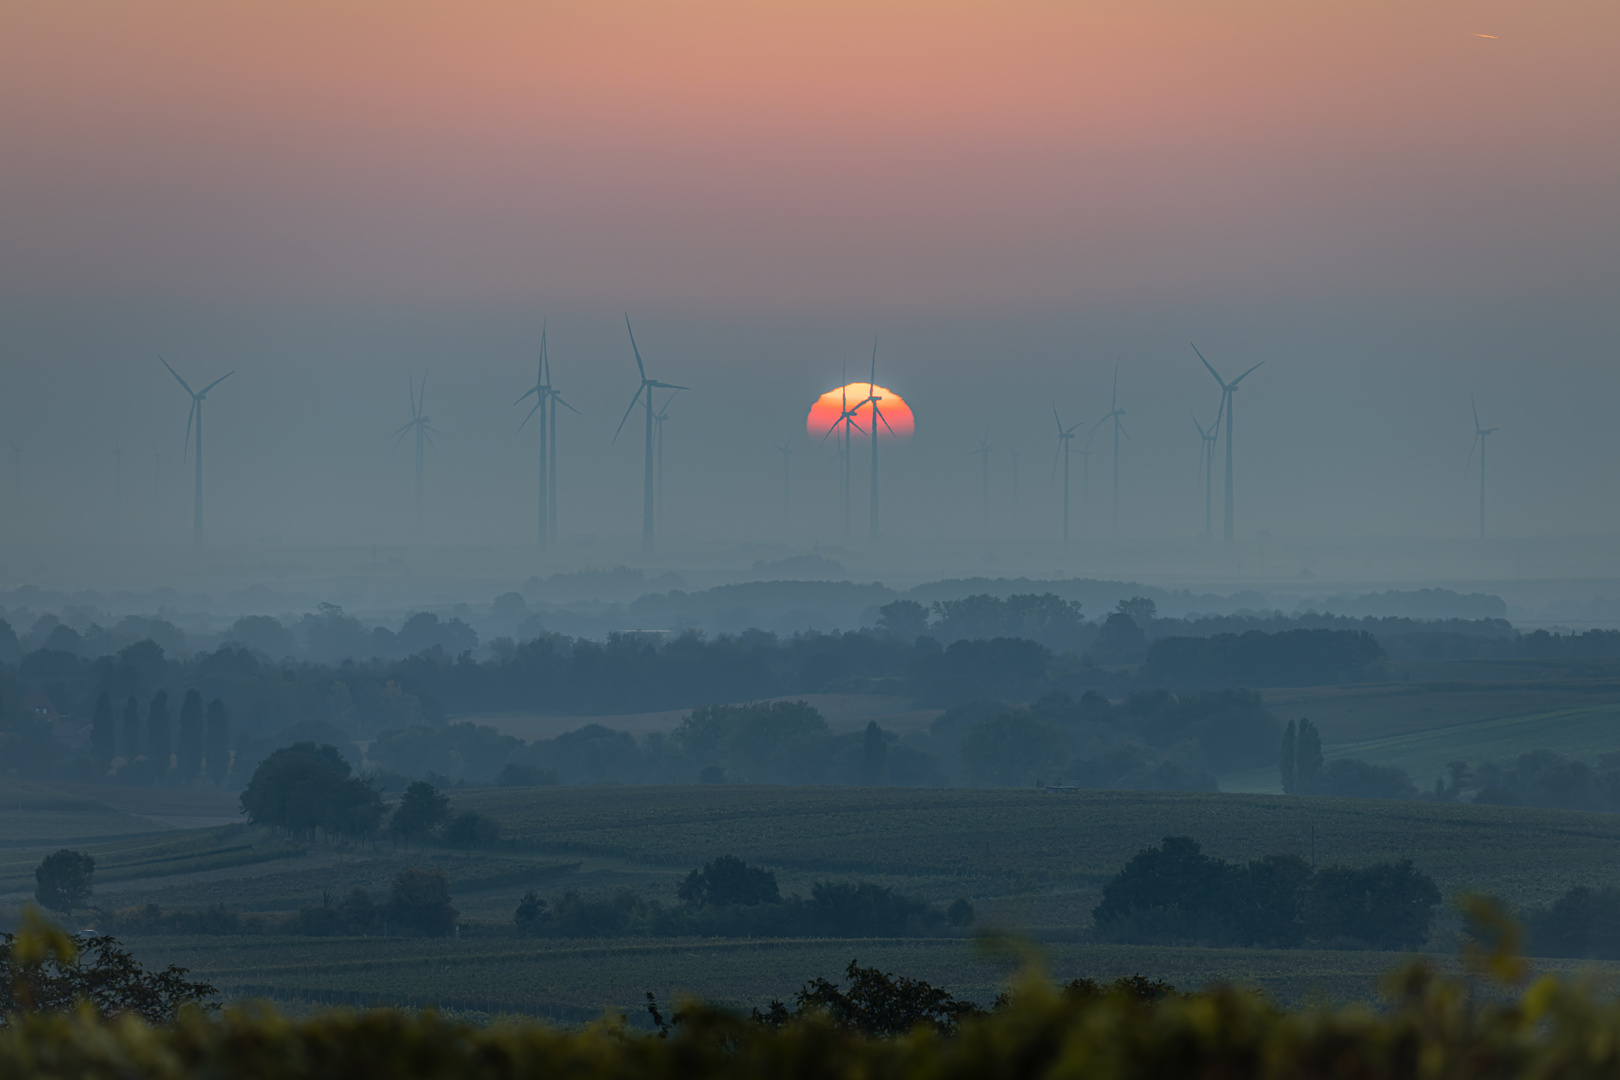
1093 836 1442 949
88 689 230 785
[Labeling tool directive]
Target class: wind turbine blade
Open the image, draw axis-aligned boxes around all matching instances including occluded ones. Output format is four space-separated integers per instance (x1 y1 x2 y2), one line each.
553 395 581 415
1465 433 1479 474
876 407 897 437
649 381 688 390
160 356 196 396
1471 393 1480 431
624 316 647 381
182 400 196 461
1118 419 1133 442
539 321 548 386
1229 361 1264 387
517 400 542 433
869 337 878 386
1191 413 1206 437
1190 343 1226 388
1052 404 1064 433
612 386 645 444
1087 415 1110 438
1111 363 1118 409
199 371 234 395
515 386 538 405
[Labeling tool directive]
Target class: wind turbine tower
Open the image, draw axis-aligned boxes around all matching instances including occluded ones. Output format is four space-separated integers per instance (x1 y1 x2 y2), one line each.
820 365 865 540
774 441 792 532
1468 394 1499 540
1007 444 1022 522
972 437 994 528
392 374 440 533
1052 406 1082 545
615 318 687 555
516 325 580 546
1192 344 1263 545
161 357 234 549
1192 404 1223 540
654 388 681 527
856 341 896 540
1088 366 1130 538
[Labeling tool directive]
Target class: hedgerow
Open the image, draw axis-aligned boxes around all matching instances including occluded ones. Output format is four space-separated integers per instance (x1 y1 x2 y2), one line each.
6 899 1620 1079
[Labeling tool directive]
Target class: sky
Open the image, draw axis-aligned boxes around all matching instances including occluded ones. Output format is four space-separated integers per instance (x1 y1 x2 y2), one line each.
1 1 1617 570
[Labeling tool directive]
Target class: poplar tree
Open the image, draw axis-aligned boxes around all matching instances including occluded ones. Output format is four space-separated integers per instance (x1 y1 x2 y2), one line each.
90 692 116 773
121 696 141 762
146 691 172 776
176 689 204 781
204 698 230 786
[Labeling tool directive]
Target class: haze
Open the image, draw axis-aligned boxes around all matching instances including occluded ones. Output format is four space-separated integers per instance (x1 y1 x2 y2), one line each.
2 0 1617 601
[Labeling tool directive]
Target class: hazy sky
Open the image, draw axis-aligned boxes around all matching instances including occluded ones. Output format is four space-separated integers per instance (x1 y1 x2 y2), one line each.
1 1 1617 555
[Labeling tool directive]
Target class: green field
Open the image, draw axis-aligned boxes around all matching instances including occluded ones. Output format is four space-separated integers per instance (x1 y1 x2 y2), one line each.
0 778 174 845
1261 679 1620 744
11 778 1620 1019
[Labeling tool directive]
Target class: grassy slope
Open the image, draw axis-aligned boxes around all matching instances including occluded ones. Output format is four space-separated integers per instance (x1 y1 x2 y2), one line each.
134 932 1582 1019
1261 679 1620 744
0 778 172 845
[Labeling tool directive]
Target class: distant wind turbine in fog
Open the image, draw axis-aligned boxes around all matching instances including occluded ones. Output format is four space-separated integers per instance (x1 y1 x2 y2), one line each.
516 325 580 547
392 373 441 534
1052 405 1082 545
856 340 897 540
160 356 233 549
1467 393 1500 540
1088 365 1129 537
1192 344 1263 546
614 317 687 555
773 440 792 532
1192 404 1223 540
653 388 681 528
971 436 994 528
820 361 865 540
1007 443 1022 523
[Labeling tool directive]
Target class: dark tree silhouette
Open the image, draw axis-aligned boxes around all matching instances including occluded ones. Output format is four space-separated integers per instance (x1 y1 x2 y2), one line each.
678 855 781 908
34 849 95 915
389 868 458 935
390 781 450 841
89 692 115 772
120 695 141 763
175 688 204 781
204 698 230 786
145 691 171 776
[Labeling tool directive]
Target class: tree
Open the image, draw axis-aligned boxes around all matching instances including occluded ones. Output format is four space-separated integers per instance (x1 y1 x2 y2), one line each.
120 696 141 763
1092 836 1236 938
760 959 983 1036
678 855 781 907
146 691 171 775
1306 860 1440 949
0 910 216 1022
204 698 230 786
1279 719 1298 794
390 780 450 841
860 721 888 785
514 890 547 931
389 868 458 935
444 811 501 850
239 743 384 840
875 599 929 642
1116 596 1157 622
34 849 95 916
175 688 204 781
89 692 115 773
958 711 1065 787
1296 719 1323 788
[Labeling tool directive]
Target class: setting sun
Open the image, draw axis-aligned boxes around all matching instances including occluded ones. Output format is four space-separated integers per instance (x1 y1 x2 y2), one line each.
806 383 915 441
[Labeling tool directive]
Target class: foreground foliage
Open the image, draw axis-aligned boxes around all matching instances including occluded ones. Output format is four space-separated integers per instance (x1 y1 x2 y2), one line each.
5 902 1620 1079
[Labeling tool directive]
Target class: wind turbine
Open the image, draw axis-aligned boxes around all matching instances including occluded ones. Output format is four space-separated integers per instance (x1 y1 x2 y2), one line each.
653 388 682 528
112 438 123 517
1467 394 1499 540
1088 366 1130 538
614 317 687 555
971 436 994 529
392 373 441 533
1007 443 1022 523
854 341 897 540
1192 344 1263 545
1192 402 1224 540
160 357 233 549
516 324 579 547
819 361 866 539
1052 406 1082 545
773 440 792 532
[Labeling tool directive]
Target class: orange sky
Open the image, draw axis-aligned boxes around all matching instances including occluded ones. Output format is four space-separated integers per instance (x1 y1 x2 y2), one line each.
807 384 915 442
2 1 1613 310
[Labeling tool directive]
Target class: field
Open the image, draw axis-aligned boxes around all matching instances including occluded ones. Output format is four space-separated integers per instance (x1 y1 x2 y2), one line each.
1261 678 1620 743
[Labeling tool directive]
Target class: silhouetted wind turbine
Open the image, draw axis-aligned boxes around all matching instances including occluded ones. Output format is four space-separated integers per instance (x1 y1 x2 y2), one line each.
614 318 687 555
160 357 233 549
654 388 681 527
516 325 580 546
855 341 896 540
392 373 440 533
971 436 994 528
773 440 792 532
1192 402 1224 540
1192 344 1263 545
1088 366 1130 538
1467 393 1500 540
820 362 866 539
1052 406 1082 545
1007 443 1022 522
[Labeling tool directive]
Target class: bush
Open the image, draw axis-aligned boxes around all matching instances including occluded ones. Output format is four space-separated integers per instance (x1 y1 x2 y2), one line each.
677 856 780 907
443 811 501 850
34 850 94 915
388 869 458 936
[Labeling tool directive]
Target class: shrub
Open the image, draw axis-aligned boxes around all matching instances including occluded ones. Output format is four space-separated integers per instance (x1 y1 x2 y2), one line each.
34 850 94 916
677 856 780 908
388 869 458 936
